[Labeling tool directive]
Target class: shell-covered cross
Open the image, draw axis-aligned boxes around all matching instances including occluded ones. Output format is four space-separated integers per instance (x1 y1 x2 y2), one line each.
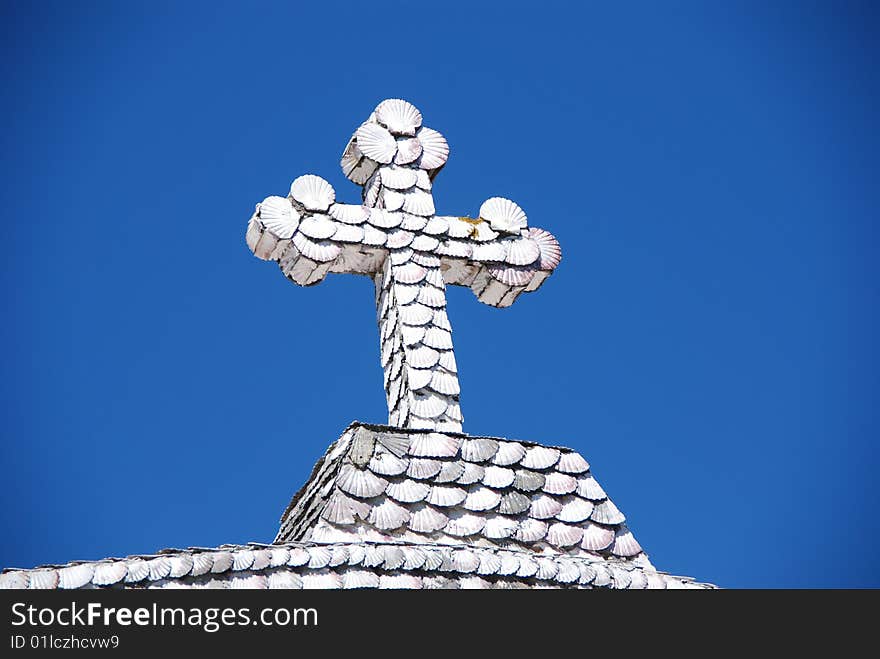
246 99 562 432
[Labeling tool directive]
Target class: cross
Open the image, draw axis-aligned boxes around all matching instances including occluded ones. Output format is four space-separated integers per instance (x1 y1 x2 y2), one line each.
246 99 562 433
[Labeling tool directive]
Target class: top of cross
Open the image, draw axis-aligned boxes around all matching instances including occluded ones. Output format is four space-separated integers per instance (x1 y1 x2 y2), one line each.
246 99 562 432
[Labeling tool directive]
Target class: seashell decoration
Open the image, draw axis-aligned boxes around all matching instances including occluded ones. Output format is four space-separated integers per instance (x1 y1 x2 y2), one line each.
355 122 398 164
386 479 430 503
557 452 590 474
505 237 541 266
394 136 423 165
375 98 423 136
482 465 516 489
415 127 449 170
336 464 388 499
258 196 300 239
380 165 418 190
527 227 562 271
290 174 336 212
298 214 337 240
479 197 528 233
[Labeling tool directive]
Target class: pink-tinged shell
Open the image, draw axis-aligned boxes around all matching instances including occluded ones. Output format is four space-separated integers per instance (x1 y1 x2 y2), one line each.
611 527 643 558
505 237 541 266
380 165 418 190
402 189 436 216
529 494 563 519
556 496 595 523
430 370 460 396
557 452 590 474
258 196 300 239
298 214 337 240
546 522 584 548
368 207 402 229
576 474 607 500
336 464 388 498
591 499 626 525
528 227 562 271
401 213 428 231
292 233 341 263
437 239 473 258
386 479 430 503
375 98 423 136
514 518 549 543
463 485 502 512
422 216 448 235
399 302 434 325
482 465 515 489
394 262 428 285
492 442 526 466
488 264 535 287
290 174 335 212
406 458 443 479
521 446 561 470
479 197 528 233
426 484 467 507
408 504 449 533
356 122 397 164
394 137 422 165
368 498 411 530
483 516 518 539
408 433 461 458
416 126 449 170
543 472 578 495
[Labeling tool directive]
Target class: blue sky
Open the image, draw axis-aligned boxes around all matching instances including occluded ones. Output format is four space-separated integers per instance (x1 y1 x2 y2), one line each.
1 1 877 588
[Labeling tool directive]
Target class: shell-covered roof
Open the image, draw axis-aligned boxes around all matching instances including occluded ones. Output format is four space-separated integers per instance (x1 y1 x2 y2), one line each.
277 423 647 563
0 541 711 590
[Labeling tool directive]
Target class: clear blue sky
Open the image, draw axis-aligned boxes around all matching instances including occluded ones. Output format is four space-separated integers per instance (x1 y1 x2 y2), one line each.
1 1 877 588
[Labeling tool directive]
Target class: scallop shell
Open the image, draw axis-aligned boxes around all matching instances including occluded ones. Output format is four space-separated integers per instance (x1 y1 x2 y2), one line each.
321 489 360 524
488 264 534 287
401 213 428 232
434 309 453 333
555 559 582 584
330 203 369 224
475 553 502 576
430 370 460 396
369 207 403 228
394 262 428 285
402 189 436 216
408 345 440 371
457 461 485 485
628 570 649 590
416 126 449 170
408 504 448 533
232 550 255 571
529 494 563 519
377 431 411 457
514 518 549 542
460 437 499 462
591 499 626 525
298 214 337 240
382 189 405 211
484 516 518 539
546 522 583 548
415 169 432 190
362 224 387 246
411 252 441 268
528 227 562 271
521 446 560 470
368 451 409 476
379 574 422 589
394 282 421 305
556 496 595 523
406 458 443 479
447 217 475 239
576 474 607 500
28 568 60 589
400 324 425 347
498 490 532 515
437 239 473 258
505 237 541 266
302 571 342 589
290 174 335 212
382 546 406 570
479 197 527 233
375 98 422 136
368 498 411 530
482 465 515 488
492 442 526 466
470 221 499 242
451 549 480 574
93 562 128 586
423 215 448 235
386 228 415 249
543 472 578 495
331 222 364 243
411 234 440 253
58 563 95 589
463 486 501 512
410 391 447 418
611 527 643 557
472 241 509 262
443 510 486 537
380 164 418 190
399 302 434 325
389 248 412 267
336 464 388 498
426 484 467 507
258 196 300 239
125 558 150 582
513 556 538 578
557 452 590 474
364 171 381 206
356 122 397 164
394 136 423 165
435 460 466 483
343 569 380 589
291 233 341 263
422 327 453 349
407 433 459 458
513 469 545 491
386 479 430 503
147 557 172 581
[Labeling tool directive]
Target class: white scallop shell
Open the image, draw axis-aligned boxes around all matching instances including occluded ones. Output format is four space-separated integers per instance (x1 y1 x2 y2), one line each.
513 556 538 578
330 203 369 224
422 326 452 349
472 241 509 262
557 452 590 474
290 174 335 212
386 228 415 249
394 282 420 305
402 189 436 216
394 262 428 285
514 518 549 543
336 464 388 498
356 122 397 164
408 432 461 458
382 188 405 212
430 370 460 396
411 251 440 267
368 498 411 530
343 569 380 589
399 302 434 325
258 196 300 239
331 222 364 243
498 490 531 515
470 221 499 242
390 247 413 266
482 465 515 489
364 171 381 206
591 499 626 525
444 400 462 422
556 496 595 523
380 164 418 190
463 486 501 512
505 237 541 266
435 460 465 483
28 568 60 589
379 574 422 589
479 197 527 233
576 474 607 500
493 442 526 466
521 446 560 470
628 570 649 589
411 234 440 253
57 563 95 589
341 137 378 185
543 472 578 495
409 391 447 418
400 324 425 346
423 215 448 235
375 98 423 136
400 213 428 232
460 437 499 462
362 224 387 246
437 239 473 259
529 494 563 519
433 308 453 332
528 227 562 271
407 346 440 371
368 451 408 476
394 136 423 165
416 126 449 170
546 522 584 548
444 510 487 537
406 458 443 479
414 169 432 190
302 571 342 589
298 214 337 240
408 504 448 533
484 516 518 539
447 217 475 239
426 484 467 507
321 489 360 524
611 527 643 557
292 232 341 263
457 461 485 485
386 479 430 503
450 549 480 574
488 264 534 287
368 207 402 229
555 559 582 584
